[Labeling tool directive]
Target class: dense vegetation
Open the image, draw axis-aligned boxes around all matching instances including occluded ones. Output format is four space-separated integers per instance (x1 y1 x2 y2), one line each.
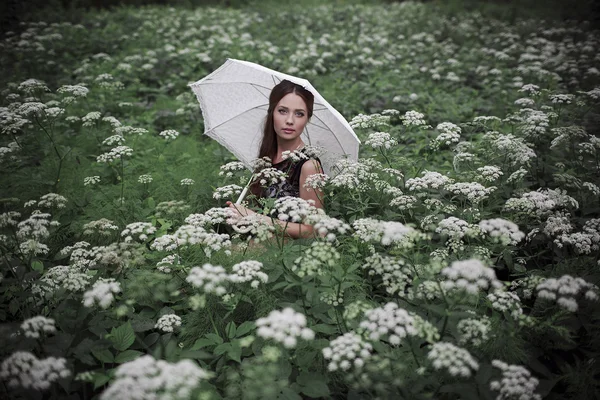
1 1 599 399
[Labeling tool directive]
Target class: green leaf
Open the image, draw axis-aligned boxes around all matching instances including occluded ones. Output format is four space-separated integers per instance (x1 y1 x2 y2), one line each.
144 332 160 347
226 321 237 339
31 260 44 273
297 372 330 398
93 372 111 390
109 322 136 351
131 316 156 332
235 321 255 337
214 343 231 356
311 324 338 335
278 387 302 400
205 333 223 345
192 338 216 350
91 348 114 363
228 341 242 363
114 350 143 363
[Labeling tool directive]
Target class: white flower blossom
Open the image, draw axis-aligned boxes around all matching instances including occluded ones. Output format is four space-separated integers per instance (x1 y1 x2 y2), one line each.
229 260 268 288
186 263 229 296
155 314 182 333
490 360 541 400
82 278 121 309
0 351 70 391
21 316 56 339
427 342 479 378
536 275 599 312
322 332 373 371
100 355 209 400
255 308 315 348
441 259 502 295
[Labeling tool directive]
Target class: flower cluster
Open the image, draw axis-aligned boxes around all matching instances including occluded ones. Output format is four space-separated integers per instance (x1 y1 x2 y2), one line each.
305 214 352 241
83 218 119 236
365 132 398 149
436 217 476 240
440 259 502 295
180 178 195 186
281 149 309 162
322 332 373 371
359 302 418 345
159 129 179 140
219 161 246 177
271 196 318 222
138 174 152 184
37 193 68 209
82 111 102 127
172 224 231 257
213 184 242 200
487 291 523 319
536 275 599 312
121 222 156 242
406 170 454 191
362 253 411 296
478 218 525 245
349 112 391 129
293 241 340 277
230 214 275 242
103 134 126 146
255 308 315 348
352 217 415 246
96 146 133 163
255 167 288 187
186 263 229 295
400 110 427 126
155 314 182 333
84 176 101 186
477 165 503 182
21 316 56 338
431 122 461 149
100 355 210 400
445 182 496 203
483 132 536 166
17 212 58 240
457 316 492 347
57 84 89 97
114 125 148 136
156 255 180 273
33 265 92 295
427 342 479 378
303 173 329 191
0 351 70 391
229 260 268 288
185 207 237 228
390 194 418 210
490 360 541 400
82 278 121 309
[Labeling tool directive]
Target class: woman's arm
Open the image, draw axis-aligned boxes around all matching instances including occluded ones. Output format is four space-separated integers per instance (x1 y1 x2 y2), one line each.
227 159 325 240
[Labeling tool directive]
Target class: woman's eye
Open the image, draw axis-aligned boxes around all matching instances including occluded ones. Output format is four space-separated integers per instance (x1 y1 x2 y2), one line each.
278 109 286 113
296 112 305 117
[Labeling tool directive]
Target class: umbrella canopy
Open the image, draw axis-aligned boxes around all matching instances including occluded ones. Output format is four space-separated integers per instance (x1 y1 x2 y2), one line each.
189 58 360 177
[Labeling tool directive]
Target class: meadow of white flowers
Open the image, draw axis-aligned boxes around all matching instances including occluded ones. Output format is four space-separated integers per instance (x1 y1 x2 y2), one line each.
1 1 599 399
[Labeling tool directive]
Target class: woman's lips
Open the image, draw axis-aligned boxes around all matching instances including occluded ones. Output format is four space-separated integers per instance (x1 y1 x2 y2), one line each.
283 129 295 133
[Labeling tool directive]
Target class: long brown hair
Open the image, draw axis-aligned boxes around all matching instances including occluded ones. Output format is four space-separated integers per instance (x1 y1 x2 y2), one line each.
249 80 315 200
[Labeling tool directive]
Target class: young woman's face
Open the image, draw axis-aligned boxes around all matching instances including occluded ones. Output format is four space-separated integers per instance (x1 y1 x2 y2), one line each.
272 92 309 144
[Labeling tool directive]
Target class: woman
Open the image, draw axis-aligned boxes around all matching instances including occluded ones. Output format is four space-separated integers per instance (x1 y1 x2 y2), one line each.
226 79 325 239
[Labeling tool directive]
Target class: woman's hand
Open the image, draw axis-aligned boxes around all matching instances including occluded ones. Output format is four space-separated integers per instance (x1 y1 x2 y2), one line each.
226 201 256 219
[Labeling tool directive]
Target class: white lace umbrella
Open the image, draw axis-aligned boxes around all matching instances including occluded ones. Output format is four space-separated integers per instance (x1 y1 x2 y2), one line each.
189 58 360 203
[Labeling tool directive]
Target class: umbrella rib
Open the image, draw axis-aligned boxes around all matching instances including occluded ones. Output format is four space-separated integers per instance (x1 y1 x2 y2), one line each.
204 103 269 133
306 113 346 150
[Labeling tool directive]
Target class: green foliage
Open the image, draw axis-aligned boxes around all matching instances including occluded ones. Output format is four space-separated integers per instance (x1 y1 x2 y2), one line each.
1 1 600 400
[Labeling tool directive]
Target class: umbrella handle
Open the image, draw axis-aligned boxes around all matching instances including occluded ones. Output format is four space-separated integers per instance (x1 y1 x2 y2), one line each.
235 174 255 205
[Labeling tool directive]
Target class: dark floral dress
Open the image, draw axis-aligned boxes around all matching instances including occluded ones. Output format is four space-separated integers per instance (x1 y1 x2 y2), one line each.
263 148 322 199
